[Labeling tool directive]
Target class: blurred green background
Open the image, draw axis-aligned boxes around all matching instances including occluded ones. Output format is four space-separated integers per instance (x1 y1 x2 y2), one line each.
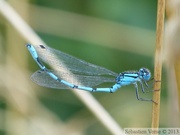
0 0 170 135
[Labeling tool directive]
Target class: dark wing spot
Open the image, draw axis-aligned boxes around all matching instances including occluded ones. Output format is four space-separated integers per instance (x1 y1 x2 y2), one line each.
37 71 42 74
39 45 46 49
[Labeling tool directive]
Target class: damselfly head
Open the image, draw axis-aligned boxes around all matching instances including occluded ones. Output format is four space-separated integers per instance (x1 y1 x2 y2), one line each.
138 68 151 81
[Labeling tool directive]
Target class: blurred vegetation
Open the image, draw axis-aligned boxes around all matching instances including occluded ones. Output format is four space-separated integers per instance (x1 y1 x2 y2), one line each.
0 0 175 135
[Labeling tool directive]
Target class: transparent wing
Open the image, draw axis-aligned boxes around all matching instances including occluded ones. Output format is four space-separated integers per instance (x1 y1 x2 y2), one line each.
34 45 118 76
31 70 116 89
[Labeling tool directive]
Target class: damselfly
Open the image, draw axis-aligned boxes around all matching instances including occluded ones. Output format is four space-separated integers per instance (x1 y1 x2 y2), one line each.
26 44 156 103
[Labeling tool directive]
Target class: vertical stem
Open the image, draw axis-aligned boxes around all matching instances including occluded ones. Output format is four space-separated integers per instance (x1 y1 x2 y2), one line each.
151 0 165 131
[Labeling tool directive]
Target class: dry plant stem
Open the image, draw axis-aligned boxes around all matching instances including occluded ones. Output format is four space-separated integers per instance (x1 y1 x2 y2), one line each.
151 0 165 130
174 61 180 112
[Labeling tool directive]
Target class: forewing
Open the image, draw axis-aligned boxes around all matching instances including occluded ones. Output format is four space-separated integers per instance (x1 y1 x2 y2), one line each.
34 45 118 76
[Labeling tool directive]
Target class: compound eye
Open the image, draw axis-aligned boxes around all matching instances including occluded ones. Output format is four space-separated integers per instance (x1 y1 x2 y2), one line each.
139 68 151 81
139 68 145 74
